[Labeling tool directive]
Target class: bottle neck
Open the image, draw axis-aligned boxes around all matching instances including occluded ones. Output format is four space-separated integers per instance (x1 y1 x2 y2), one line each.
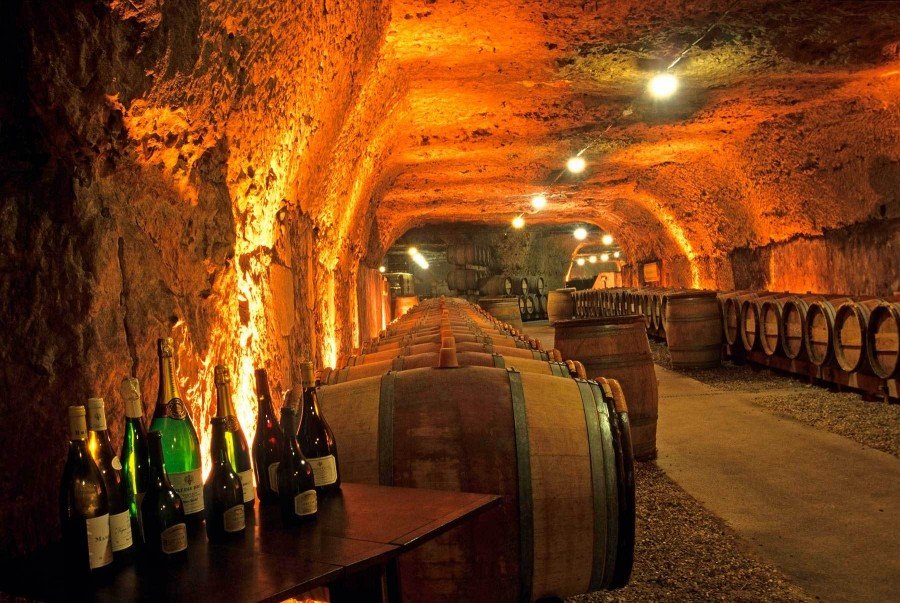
157 353 181 405
255 371 275 418
148 438 170 487
303 386 321 416
210 422 230 467
215 381 237 419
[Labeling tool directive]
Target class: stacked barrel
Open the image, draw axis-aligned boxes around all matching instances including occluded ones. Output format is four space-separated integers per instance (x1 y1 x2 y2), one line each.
317 297 636 600
446 243 491 298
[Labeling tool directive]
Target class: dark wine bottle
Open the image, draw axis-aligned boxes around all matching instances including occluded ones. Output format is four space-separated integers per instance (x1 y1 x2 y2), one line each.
297 362 341 493
86 397 134 560
277 402 318 525
251 368 283 504
204 418 246 540
120 377 150 543
60 405 113 574
213 365 255 509
150 338 204 528
141 430 188 559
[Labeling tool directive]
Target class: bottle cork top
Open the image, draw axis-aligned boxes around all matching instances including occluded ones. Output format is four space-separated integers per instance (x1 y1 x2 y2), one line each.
300 361 315 386
214 365 231 385
157 337 175 357
68 405 87 440
120 377 143 419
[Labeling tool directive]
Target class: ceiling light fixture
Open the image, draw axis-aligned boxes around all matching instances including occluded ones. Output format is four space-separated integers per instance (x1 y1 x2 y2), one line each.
588 255 597 264
573 227 588 241
576 258 586 266
600 253 610 262
512 215 526 229
530 194 547 210
648 73 678 99
601 234 614 246
378 266 386 273
566 156 587 174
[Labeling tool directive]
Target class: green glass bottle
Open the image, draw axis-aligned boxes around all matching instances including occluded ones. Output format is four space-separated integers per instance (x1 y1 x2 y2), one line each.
213 365 255 509
142 431 188 559
204 418 246 541
252 368 283 505
277 400 317 526
119 377 150 542
60 405 113 574
86 397 134 560
150 337 204 528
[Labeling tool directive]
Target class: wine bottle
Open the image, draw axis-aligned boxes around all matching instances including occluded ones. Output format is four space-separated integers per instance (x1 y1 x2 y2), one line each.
150 337 204 528
86 397 134 559
120 377 150 542
204 418 246 540
251 368 283 504
213 365 255 509
141 430 188 558
277 403 317 525
60 405 113 574
297 362 341 493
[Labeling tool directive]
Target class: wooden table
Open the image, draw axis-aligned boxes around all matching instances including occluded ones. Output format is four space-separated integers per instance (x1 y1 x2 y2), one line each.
0 484 500 602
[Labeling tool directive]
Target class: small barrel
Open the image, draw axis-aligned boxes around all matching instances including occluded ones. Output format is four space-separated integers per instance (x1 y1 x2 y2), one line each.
393 295 419 319
478 296 524 331
740 292 785 352
664 290 722 368
553 316 658 461
718 290 754 347
478 275 513 296
523 275 547 295
758 296 794 356
866 302 900 378
447 268 480 291
804 297 854 366
509 276 526 295
525 294 538 319
834 298 883 373
548 288 576 324
780 295 823 359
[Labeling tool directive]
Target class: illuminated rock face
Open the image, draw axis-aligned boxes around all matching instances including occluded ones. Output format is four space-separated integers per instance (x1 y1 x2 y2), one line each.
0 0 896 552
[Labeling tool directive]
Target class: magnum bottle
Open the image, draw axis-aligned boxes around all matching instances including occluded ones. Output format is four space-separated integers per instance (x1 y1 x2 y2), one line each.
277 401 317 525
86 397 134 559
213 365 255 509
150 338 204 527
60 405 113 574
297 362 341 493
204 418 246 540
120 377 150 541
141 431 188 559
251 368 283 504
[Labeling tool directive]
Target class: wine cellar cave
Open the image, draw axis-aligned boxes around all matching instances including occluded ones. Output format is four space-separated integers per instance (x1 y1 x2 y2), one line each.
0 0 898 601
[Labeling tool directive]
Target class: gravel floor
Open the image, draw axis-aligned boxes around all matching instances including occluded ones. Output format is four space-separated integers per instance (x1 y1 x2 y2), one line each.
567 463 811 603
650 341 900 457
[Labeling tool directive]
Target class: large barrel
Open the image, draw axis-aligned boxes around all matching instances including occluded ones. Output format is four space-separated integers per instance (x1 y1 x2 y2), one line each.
833 299 883 373
719 290 755 347
447 268 480 292
393 295 419 319
758 296 794 356
524 295 538 320
740 293 784 352
446 243 485 266
866 302 900 378
664 290 722 368
553 316 658 460
318 366 633 600
479 275 514 296
523 276 547 295
509 276 527 295
548 288 575 324
779 295 822 359
478 296 524 330
805 297 853 366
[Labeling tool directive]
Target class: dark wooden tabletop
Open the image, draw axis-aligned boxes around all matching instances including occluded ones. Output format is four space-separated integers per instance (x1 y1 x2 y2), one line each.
0 483 500 602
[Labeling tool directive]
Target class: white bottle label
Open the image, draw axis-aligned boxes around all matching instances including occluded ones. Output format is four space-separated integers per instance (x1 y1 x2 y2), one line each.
109 510 133 552
308 455 338 487
293 490 317 517
168 469 204 514
268 462 280 494
223 505 246 533
86 514 113 569
238 469 255 503
160 524 188 554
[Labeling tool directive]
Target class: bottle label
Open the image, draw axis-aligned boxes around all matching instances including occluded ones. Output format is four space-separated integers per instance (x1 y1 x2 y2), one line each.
293 490 317 517
267 462 280 494
238 469 255 503
161 524 188 554
109 510 133 552
87 405 107 431
85 514 113 569
223 505 246 533
163 398 188 420
168 469 204 514
308 455 338 487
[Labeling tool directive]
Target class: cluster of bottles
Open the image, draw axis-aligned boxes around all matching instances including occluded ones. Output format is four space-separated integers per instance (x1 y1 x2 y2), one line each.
59 337 340 574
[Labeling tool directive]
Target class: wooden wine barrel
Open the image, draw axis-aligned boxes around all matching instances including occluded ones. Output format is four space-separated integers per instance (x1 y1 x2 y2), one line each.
371 331 520 352
804 297 854 366
833 299 883 373
342 341 556 367
537 294 548 319
718 290 755 347
866 302 900 379
664 290 722 368
479 275 514 296
547 288 575 324
525 295 538 320
447 268 480 292
779 295 822 359
446 243 481 266
318 366 633 600
758 296 794 356
509 276 527 295
553 316 658 461
518 276 531 295
517 295 529 319
393 296 419 319
478 296 524 331
739 293 784 352
523 276 546 295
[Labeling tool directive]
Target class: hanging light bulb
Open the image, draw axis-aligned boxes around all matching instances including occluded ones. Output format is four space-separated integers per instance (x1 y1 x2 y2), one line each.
573 227 588 241
576 257 586 266
648 73 678 99
378 265 386 273
601 234 614 246
588 255 597 264
512 215 525 229
407 247 418 256
530 194 547 210
566 156 587 174
600 253 610 262
613 251 621 259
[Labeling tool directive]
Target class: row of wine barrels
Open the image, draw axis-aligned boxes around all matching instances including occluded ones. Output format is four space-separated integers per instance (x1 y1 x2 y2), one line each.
516 294 548 322
478 274 514 296
392 295 418 319
548 288 576 324
521 275 547 295
446 243 492 266
446 267 482 292
570 288 722 369
321 296 635 599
